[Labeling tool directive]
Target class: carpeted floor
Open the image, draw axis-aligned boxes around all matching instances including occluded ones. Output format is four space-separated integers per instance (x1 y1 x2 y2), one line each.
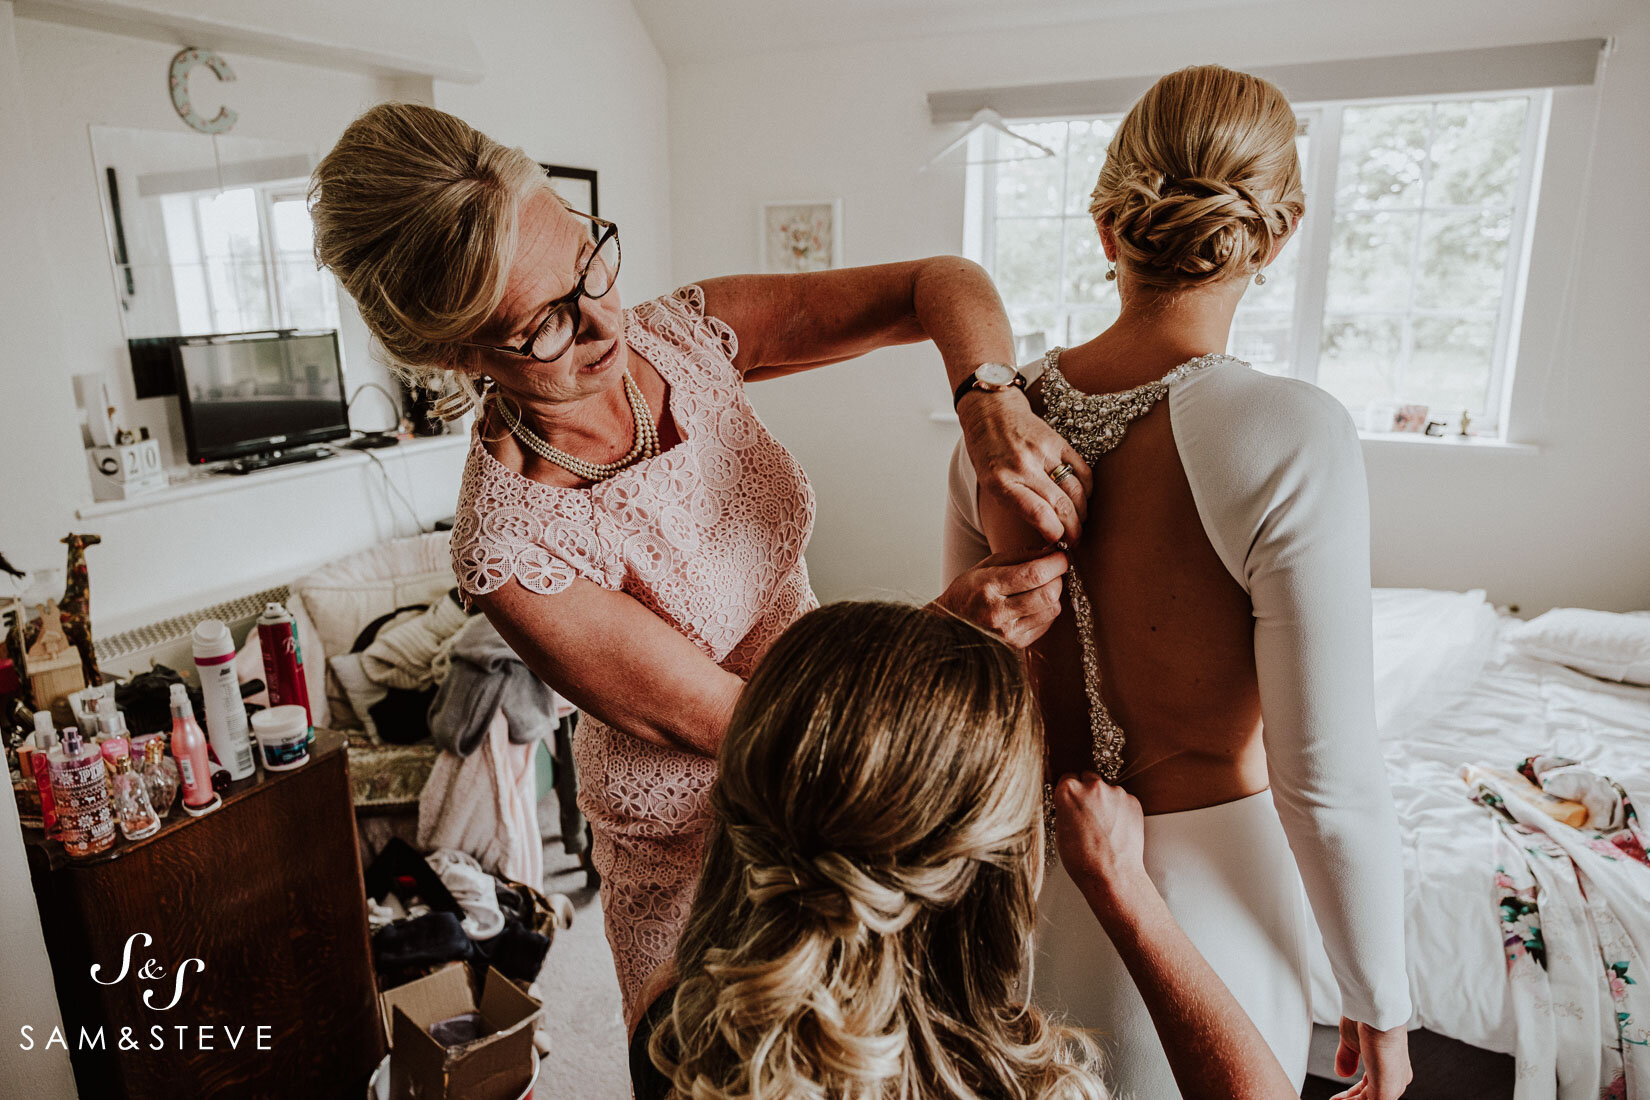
534 787 630 1098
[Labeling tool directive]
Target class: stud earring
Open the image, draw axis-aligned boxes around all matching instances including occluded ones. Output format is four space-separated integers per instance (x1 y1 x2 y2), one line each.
1105 265 1117 282
1254 270 1267 286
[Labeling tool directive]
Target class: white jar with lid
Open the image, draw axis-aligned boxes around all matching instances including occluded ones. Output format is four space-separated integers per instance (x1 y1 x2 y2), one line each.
251 705 310 772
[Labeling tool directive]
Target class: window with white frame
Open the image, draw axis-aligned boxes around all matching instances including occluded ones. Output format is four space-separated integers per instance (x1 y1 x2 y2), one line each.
976 90 1548 436
159 184 341 338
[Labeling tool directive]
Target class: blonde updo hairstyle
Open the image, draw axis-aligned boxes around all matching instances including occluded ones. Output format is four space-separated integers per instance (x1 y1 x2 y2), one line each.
309 102 556 419
1090 65 1304 289
650 601 1107 1100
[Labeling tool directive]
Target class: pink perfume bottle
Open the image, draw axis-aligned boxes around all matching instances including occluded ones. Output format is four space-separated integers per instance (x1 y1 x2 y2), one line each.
50 727 116 857
140 737 179 819
111 752 160 841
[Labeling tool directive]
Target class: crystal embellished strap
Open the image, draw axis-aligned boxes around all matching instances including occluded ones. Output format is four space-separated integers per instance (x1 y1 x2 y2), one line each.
1062 550 1125 782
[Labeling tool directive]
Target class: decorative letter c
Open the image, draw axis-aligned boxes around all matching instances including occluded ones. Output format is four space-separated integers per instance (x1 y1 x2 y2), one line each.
169 47 238 135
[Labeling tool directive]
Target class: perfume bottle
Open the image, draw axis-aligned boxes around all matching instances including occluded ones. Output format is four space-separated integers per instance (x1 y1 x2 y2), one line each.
50 727 116 857
140 737 179 819
110 752 160 841
30 712 59 835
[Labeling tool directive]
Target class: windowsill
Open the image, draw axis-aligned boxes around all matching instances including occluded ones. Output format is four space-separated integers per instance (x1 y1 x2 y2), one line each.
934 410 1539 454
75 434 469 519
1356 430 1538 454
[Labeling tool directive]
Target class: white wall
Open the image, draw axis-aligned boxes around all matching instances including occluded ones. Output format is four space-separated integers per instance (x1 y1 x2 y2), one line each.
434 0 674 303
0 0 673 631
666 0 1650 615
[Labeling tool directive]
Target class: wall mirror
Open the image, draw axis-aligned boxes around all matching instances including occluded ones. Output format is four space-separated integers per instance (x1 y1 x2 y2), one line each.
88 126 340 370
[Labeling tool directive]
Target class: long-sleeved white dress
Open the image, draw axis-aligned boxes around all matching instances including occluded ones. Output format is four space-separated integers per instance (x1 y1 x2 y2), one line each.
944 352 1413 1092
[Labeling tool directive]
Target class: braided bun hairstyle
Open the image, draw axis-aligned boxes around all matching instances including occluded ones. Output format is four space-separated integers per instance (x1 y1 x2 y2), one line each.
309 103 555 418
1089 65 1304 289
652 601 1106 1099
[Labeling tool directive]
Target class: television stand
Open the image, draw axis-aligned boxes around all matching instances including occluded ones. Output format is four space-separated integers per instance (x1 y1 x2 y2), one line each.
220 446 336 475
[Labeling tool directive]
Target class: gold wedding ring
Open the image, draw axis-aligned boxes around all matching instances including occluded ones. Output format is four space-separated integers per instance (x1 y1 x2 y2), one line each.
1049 463 1076 486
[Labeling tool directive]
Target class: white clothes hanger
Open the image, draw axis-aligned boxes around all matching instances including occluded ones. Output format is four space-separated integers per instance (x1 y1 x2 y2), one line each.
923 108 1058 171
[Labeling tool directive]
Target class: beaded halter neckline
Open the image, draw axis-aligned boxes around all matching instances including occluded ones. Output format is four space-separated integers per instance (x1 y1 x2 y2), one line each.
1040 347 1242 467
1039 346 1244 783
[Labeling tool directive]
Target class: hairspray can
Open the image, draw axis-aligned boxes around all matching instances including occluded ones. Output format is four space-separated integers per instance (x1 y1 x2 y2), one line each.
192 620 255 779
256 602 312 737
170 683 219 814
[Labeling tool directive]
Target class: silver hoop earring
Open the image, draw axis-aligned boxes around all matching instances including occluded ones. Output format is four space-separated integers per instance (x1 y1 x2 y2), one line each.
1105 265 1117 282
1254 271 1267 286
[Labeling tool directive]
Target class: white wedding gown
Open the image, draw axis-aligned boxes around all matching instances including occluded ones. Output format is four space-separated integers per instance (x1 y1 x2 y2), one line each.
944 350 1413 1095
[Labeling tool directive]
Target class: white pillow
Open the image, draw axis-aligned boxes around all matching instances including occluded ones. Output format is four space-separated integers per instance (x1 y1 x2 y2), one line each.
328 652 389 741
1508 607 1650 686
1371 588 1500 738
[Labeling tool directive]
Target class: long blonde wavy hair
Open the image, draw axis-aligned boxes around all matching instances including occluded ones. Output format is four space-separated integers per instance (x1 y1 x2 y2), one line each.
1089 65 1305 289
650 601 1107 1099
309 102 557 419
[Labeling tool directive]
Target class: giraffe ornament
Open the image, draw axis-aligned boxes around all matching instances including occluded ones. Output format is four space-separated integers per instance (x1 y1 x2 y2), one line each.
32 533 103 686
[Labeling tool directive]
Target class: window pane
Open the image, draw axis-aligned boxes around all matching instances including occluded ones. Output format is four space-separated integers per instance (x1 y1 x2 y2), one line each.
196 189 272 332
1063 223 1112 302
1336 104 1429 209
1064 118 1116 215
269 197 315 254
1243 241 1300 311
1325 211 1418 311
994 217 1063 304
269 196 341 331
205 258 273 332
1066 305 1118 347
277 261 341 331
993 122 1068 216
1318 315 1402 410
1416 210 1510 311
1429 97 1528 207
1009 308 1058 363
1230 312 1293 376
1408 315 1495 417
196 188 264 263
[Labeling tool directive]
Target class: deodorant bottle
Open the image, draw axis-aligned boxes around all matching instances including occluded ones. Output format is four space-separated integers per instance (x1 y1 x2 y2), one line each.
192 619 255 780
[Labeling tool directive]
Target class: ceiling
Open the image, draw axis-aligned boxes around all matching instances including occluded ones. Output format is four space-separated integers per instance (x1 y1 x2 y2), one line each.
630 0 1261 66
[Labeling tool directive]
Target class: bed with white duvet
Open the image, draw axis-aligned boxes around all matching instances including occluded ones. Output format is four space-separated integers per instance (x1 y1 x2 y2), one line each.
1305 589 1650 1096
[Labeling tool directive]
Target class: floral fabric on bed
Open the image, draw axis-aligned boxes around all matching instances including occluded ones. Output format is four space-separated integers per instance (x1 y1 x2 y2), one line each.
1467 759 1650 1099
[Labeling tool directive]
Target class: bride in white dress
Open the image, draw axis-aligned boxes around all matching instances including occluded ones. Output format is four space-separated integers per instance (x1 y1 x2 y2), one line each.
945 66 1414 1099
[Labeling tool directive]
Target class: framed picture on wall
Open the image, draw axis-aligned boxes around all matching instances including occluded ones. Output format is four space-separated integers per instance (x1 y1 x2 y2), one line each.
541 164 598 216
760 200 842 273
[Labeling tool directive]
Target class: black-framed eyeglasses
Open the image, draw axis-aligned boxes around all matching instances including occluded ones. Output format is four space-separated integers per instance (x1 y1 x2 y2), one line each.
464 212 621 363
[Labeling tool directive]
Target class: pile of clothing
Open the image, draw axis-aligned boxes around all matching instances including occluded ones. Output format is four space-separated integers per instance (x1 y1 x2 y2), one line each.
330 591 591 885
1464 755 1650 1098
366 838 574 993
330 588 563 755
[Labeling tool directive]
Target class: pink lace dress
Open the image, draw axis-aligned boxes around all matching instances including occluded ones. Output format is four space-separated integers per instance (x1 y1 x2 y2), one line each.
449 286 817 1019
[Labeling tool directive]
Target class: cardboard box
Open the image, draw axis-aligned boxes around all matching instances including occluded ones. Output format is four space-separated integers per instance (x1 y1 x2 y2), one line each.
380 964 541 1100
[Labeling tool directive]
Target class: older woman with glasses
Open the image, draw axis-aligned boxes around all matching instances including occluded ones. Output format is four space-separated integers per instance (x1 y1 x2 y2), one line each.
310 103 1091 1026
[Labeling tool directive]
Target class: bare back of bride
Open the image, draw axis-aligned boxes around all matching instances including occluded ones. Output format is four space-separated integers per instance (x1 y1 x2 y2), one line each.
945 66 1415 1099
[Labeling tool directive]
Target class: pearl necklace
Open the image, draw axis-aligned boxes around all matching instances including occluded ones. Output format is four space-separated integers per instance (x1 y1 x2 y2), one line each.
495 371 659 483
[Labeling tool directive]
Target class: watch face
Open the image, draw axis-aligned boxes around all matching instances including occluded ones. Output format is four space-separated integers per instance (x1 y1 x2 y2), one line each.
976 362 1016 389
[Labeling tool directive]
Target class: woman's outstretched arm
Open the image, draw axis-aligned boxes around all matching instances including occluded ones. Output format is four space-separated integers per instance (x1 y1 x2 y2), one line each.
1054 774 1297 1100
698 259 1091 545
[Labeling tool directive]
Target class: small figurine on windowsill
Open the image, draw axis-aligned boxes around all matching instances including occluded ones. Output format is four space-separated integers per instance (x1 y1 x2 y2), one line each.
1459 409 1473 438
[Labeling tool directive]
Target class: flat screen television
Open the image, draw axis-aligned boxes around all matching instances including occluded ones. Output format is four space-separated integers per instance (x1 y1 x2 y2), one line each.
172 330 349 464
